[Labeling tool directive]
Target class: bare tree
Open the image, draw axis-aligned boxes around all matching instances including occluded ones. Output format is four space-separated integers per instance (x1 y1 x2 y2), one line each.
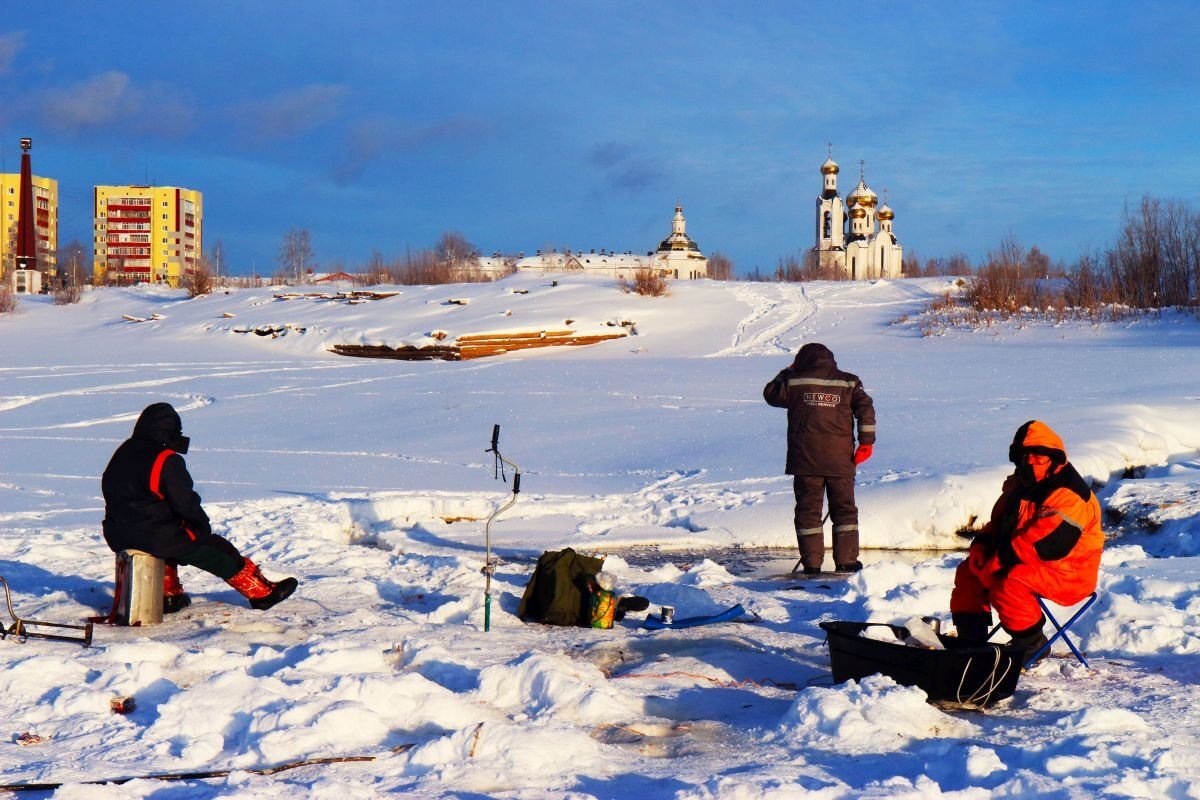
208 240 228 279
707 251 734 280
183 256 214 297
945 253 972 276
1026 245 1052 279
56 239 88 289
620 267 670 296
435 231 477 279
278 228 315 285
776 250 842 282
364 250 389 284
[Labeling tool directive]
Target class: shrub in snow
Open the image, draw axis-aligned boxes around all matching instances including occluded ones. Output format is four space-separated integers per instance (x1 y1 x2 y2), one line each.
620 268 670 297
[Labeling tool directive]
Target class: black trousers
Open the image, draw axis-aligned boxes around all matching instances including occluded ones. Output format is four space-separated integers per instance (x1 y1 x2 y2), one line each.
172 534 245 580
792 474 859 570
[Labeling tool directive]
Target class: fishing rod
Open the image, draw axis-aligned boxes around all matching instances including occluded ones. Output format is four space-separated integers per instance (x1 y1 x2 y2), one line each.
482 424 521 632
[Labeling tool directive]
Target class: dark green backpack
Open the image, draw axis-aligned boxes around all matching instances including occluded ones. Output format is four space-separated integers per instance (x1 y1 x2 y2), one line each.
517 548 605 626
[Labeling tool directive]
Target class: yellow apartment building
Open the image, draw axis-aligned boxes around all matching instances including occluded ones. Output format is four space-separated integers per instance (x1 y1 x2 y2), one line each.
1 173 59 280
94 185 202 286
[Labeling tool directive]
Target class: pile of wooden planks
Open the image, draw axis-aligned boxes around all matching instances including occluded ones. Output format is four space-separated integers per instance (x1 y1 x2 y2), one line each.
330 328 628 361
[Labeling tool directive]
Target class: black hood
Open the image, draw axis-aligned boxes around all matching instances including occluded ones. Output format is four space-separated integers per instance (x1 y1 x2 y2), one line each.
132 402 189 453
792 342 836 370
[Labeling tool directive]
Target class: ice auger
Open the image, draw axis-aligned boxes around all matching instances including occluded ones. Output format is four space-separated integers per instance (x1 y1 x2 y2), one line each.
482 424 521 633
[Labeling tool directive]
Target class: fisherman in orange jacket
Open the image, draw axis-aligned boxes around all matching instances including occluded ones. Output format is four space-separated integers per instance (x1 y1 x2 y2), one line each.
951 420 1104 662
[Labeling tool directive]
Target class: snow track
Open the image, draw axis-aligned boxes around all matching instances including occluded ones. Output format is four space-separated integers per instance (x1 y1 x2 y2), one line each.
709 282 818 357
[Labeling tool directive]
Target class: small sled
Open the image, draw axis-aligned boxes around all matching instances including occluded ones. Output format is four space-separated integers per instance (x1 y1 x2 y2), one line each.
0 576 93 648
820 620 1022 709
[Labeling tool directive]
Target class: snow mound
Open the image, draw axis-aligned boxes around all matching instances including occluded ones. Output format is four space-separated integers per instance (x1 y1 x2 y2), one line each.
777 675 980 752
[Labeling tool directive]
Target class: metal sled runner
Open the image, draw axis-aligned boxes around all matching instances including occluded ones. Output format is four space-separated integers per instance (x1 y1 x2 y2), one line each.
0 575 93 647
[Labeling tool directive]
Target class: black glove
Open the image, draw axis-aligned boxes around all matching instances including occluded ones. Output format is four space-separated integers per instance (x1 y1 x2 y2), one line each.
993 539 1020 578
969 532 993 548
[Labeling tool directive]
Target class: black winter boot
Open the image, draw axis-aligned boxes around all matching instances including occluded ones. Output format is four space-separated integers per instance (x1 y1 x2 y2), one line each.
952 612 994 643
1006 618 1049 665
834 561 863 574
613 595 650 621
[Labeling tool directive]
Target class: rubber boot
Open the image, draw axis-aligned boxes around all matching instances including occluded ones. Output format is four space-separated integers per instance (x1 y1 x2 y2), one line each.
834 561 863 574
613 595 650 621
952 611 994 643
1006 617 1050 665
796 530 824 575
163 562 191 614
225 557 298 610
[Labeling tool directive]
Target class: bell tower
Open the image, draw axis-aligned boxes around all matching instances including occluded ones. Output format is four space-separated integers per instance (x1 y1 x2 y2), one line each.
814 144 846 271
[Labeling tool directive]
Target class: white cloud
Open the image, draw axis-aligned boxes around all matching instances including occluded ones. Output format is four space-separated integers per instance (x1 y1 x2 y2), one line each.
0 32 24 74
232 84 349 141
36 71 194 137
40 71 141 129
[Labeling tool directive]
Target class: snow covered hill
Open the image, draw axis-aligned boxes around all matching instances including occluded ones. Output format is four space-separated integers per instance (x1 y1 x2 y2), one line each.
2 274 1200 797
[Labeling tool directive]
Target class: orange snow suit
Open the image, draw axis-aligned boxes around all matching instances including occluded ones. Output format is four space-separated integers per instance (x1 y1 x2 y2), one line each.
951 421 1104 633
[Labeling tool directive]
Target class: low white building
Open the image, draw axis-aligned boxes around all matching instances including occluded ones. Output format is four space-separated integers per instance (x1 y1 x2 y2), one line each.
9 268 41 294
508 205 709 280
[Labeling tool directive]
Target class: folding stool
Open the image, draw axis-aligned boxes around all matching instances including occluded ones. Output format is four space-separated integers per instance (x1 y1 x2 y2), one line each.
986 591 1099 667
1027 592 1098 667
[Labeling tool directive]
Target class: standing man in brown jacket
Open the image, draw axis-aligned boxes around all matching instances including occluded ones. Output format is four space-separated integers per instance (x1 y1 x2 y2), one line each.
764 343 876 575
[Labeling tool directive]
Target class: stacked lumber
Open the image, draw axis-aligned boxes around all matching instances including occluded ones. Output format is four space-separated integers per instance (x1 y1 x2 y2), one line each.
456 330 626 359
329 328 628 361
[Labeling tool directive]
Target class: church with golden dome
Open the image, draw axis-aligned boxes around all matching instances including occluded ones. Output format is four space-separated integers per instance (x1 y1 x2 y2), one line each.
813 149 903 280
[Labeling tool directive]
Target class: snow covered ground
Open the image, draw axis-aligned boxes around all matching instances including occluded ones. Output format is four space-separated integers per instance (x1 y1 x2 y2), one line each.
2 274 1199 797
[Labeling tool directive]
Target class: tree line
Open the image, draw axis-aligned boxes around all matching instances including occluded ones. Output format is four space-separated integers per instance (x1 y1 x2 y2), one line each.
28 193 1197 314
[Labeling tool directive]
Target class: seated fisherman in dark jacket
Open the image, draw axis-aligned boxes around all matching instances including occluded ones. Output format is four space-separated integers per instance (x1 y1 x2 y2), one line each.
102 402 297 611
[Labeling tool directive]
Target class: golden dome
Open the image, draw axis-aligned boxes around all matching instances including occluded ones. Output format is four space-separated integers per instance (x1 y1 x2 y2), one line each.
847 178 878 209
849 206 867 219
820 157 839 175
877 204 894 221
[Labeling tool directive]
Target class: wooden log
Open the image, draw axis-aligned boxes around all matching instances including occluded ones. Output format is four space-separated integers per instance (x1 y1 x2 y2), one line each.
118 549 164 626
458 331 626 359
330 344 461 361
456 330 574 343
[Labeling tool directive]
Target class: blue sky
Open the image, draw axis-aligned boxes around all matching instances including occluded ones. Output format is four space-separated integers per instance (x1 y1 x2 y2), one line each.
3 2 1198 275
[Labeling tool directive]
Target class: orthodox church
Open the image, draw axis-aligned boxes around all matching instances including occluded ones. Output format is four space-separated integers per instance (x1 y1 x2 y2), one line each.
500 205 709 280
813 150 903 280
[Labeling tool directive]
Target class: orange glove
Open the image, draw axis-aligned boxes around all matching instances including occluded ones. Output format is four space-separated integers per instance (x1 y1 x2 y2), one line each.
853 444 873 465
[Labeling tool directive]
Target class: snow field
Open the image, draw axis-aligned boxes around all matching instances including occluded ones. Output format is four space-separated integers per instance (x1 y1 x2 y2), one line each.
2 275 1200 796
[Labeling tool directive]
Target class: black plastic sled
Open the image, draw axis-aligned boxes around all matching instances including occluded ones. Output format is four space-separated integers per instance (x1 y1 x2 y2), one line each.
819 620 1024 709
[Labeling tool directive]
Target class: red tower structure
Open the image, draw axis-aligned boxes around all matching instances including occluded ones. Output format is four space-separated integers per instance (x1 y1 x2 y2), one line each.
15 137 36 271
